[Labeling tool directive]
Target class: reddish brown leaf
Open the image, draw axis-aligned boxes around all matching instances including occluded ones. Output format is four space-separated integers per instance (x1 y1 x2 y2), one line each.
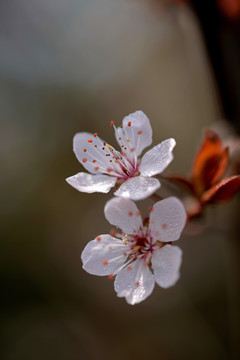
217 0 240 20
162 175 195 195
191 129 229 195
201 175 240 204
208 148 229 186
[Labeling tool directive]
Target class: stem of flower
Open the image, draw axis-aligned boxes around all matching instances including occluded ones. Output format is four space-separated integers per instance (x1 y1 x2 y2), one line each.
150 193 164 202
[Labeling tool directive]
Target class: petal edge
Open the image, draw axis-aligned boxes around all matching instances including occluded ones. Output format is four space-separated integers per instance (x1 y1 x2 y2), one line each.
114 176 160 201
66 172 116 193
152 245 182 288
139 138 176 177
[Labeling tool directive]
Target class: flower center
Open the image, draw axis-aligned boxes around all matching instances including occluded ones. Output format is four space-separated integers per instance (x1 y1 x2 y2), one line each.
129 228 154 260
135 237 146 248
81 121 143 180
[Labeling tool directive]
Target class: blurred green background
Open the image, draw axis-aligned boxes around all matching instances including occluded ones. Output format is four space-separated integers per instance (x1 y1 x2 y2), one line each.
1 1 240 359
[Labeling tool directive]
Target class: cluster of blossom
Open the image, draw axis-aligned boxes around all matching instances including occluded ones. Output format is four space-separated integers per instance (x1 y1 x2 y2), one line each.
66 111 240 305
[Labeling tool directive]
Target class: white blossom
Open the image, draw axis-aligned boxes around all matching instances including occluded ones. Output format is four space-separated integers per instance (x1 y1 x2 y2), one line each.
66 110 176 200
81 196 186 305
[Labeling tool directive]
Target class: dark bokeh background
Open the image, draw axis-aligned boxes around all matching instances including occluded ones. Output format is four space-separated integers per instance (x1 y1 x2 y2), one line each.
1 1 240 359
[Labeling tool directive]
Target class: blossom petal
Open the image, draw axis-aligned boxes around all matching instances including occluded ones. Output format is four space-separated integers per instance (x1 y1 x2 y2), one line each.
149 197 186 242
152 245 182 288
114 259 155 305
115 111 152 156
104 197 142 234
139 138 176 177
201 175 240 204
66 172 116 193
73 132 111 174
81 235 127 276
114 176 160 201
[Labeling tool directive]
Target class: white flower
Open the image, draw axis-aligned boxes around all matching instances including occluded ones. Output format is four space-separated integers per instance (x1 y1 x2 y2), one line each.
81 196 186 305
66 110 176 200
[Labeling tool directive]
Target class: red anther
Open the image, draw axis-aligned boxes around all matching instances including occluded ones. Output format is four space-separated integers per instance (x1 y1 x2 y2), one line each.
88 139 92 143
93 133 98 137
103 259 108 265
107 168 111 173
83 149 87 152
128 122 131 127
149 206 153 212
128 211 133 217
94 166 99 171
110 121 114 126
137 130 142 135
108 274 114 279
136 211 142 217
135 281 140 287
103 142 106 146
96 236 101 242
162 223 167 229
93 160 96 163
131 148 135 152
110 230 117 237
82 158 87 163
127 265 132 271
